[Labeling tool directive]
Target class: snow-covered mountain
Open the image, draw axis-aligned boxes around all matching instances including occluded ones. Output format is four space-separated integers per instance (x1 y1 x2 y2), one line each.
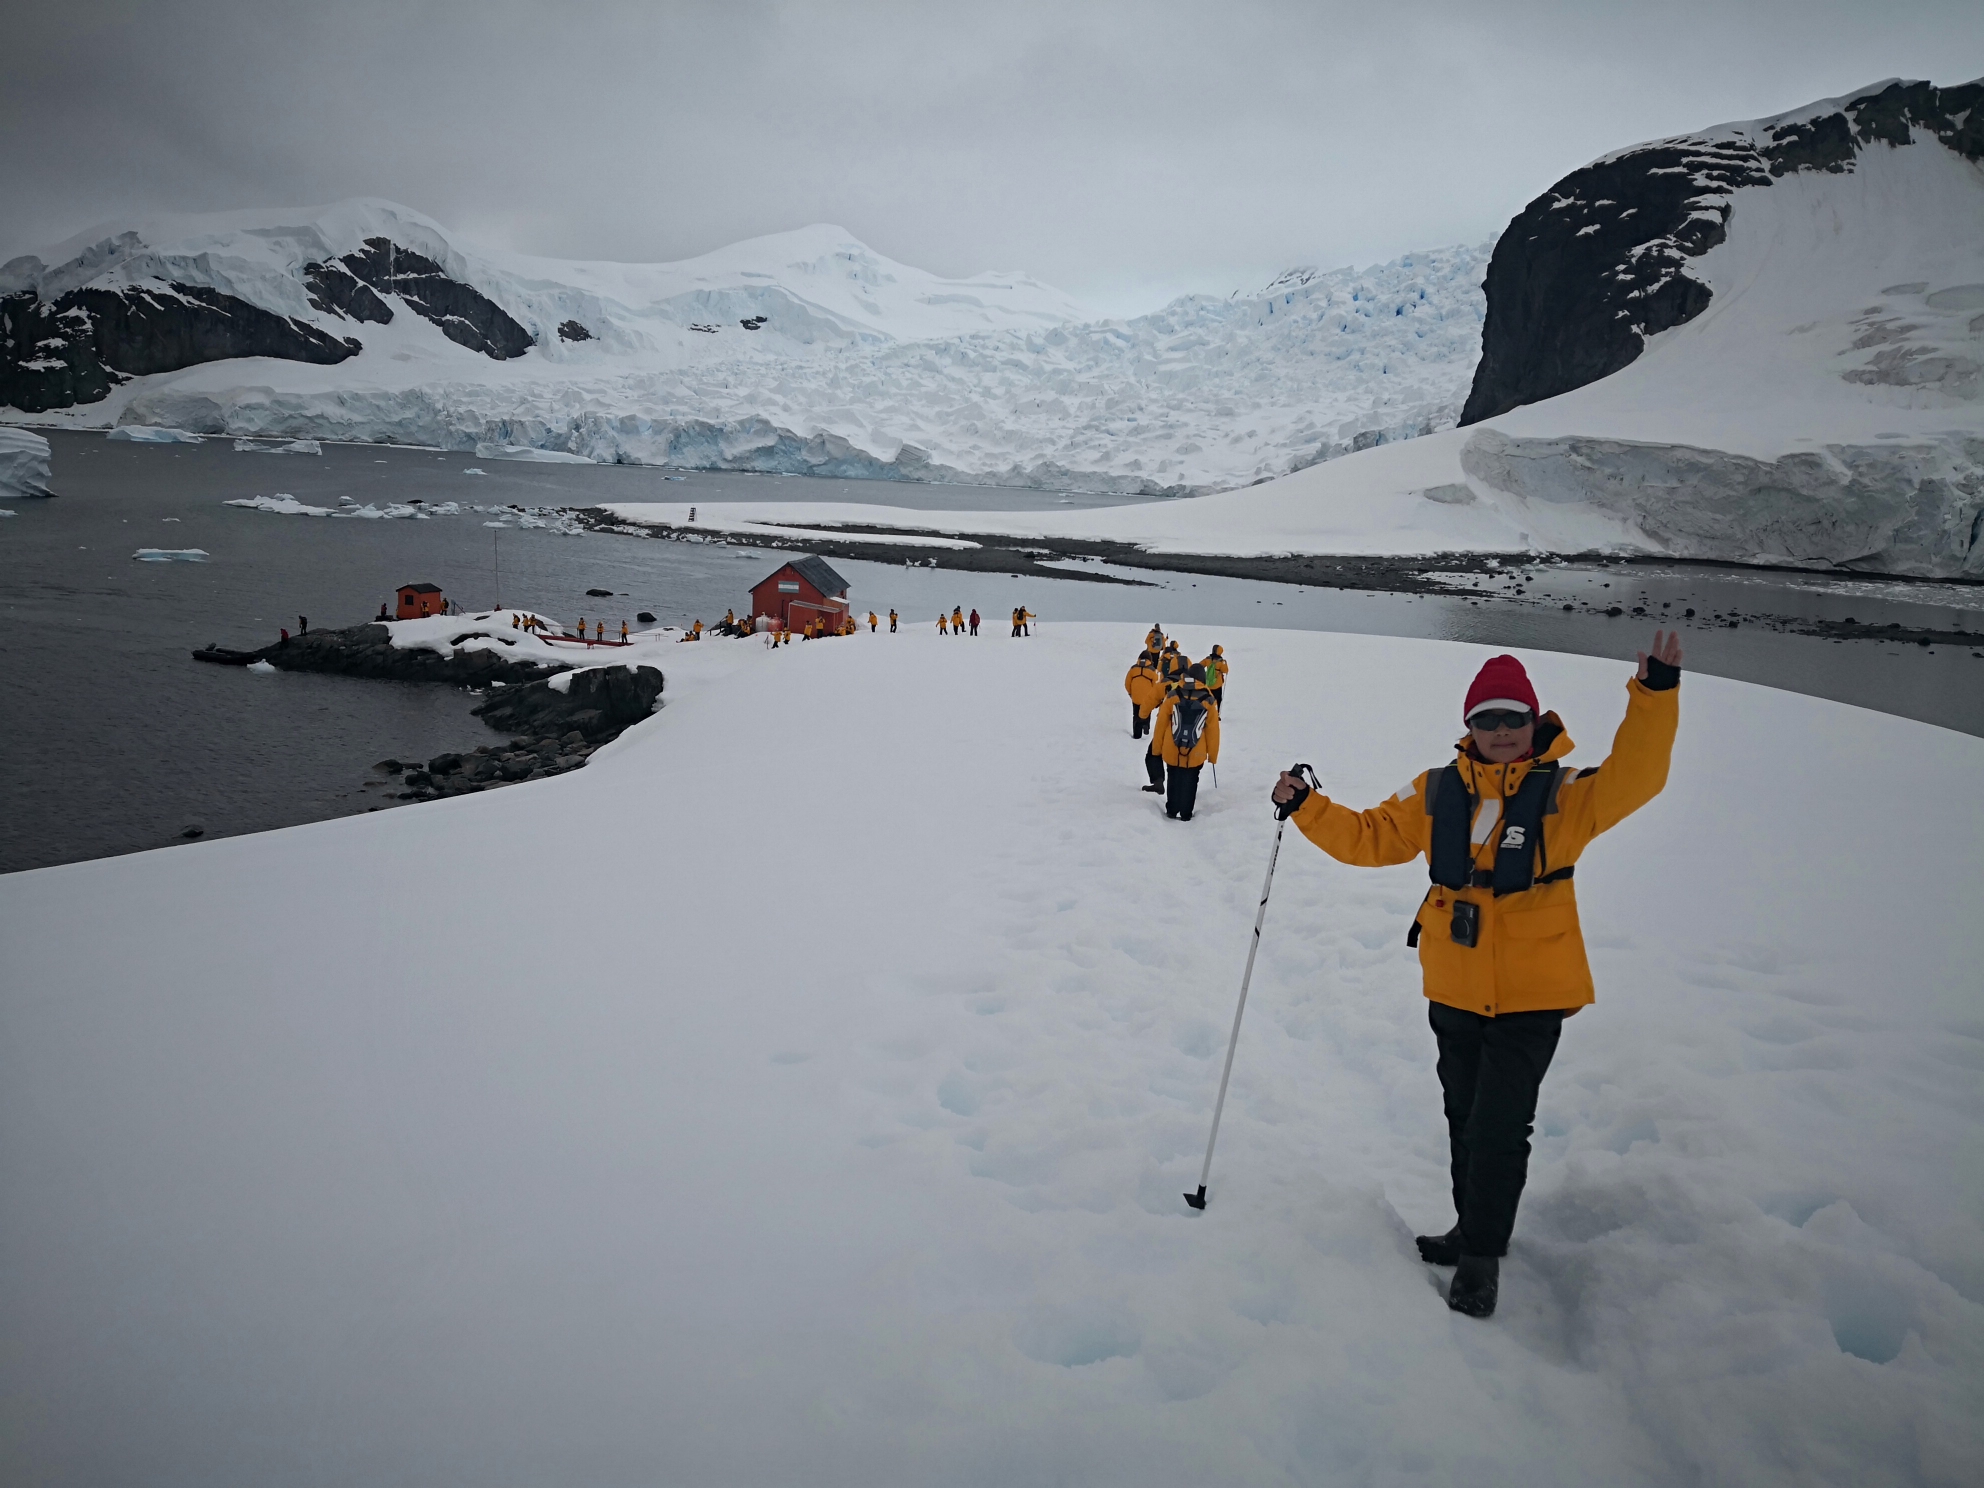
0 199 1487 493
603 78 1984 578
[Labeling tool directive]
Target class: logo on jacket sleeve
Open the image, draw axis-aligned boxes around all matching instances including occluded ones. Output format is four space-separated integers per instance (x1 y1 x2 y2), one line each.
1500 824 1527 849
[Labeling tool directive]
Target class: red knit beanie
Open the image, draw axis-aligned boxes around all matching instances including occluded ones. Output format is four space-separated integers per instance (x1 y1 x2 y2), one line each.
1463 654 1539 720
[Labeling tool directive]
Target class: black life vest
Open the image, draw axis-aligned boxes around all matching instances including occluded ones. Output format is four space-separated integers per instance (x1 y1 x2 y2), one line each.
1425 760 1573 896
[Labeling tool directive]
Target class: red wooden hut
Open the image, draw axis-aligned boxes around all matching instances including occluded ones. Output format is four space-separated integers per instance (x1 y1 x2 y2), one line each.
396 582 444 619
750 555 850 632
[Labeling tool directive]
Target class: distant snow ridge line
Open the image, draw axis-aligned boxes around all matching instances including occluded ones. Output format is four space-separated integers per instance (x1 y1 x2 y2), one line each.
101 237 1488 494
1463 75 1984 423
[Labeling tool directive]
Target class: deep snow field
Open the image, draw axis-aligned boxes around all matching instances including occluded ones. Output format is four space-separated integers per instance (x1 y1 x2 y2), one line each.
2 625 1979 1486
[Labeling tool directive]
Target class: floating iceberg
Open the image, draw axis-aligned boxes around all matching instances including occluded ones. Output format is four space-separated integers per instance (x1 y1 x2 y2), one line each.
0 427 53 499
132 548 209 562
473 442 595 465
225 494 335 517
233 438 322 455
107 426 202 444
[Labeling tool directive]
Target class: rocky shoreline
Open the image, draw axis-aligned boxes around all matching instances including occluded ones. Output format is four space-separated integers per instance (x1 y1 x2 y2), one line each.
575 508 1984 624
374 730 602 802
199 621 668 806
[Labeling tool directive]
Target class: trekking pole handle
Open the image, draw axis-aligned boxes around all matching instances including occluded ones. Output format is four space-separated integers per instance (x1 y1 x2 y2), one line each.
1273 763 1320 821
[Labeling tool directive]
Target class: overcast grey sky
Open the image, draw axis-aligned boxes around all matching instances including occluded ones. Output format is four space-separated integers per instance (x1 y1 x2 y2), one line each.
4 1 1980 316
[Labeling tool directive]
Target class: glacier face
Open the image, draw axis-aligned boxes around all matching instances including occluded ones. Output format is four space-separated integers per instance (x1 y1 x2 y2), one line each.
4 199 1489 495
1461 430 1984 577
0 426 53 499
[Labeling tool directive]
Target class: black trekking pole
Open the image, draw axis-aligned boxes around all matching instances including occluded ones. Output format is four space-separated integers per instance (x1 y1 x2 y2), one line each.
1186 763 1318 1211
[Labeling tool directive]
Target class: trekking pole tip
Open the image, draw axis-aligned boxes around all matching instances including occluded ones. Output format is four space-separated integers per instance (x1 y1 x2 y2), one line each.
1184 1186 1208 1210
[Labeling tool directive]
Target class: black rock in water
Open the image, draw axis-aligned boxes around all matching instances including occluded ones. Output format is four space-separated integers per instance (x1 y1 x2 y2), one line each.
1460 78 1984 425
254 622 564 687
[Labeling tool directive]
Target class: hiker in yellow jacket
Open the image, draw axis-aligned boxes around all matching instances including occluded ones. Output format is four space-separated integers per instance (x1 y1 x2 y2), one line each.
1201 645 1228 706
1149 670 1219 820
1124 651 1164 738
1269 634 1683 1320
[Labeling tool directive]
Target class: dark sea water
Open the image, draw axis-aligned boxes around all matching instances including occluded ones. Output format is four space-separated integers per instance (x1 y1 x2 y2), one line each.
4 431 1979 874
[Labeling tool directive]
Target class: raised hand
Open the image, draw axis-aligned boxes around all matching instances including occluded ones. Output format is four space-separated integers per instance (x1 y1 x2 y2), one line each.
1636 630 1683 683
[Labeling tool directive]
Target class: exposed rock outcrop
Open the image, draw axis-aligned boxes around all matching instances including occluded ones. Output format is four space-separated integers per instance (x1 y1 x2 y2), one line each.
303 238 534 359
0 283 361 414
258 622 563 686
471 664 664 742
1461 78 1984 424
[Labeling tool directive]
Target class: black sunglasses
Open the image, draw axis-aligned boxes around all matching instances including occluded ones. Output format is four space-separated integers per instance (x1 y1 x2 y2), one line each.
1467 708 1535 732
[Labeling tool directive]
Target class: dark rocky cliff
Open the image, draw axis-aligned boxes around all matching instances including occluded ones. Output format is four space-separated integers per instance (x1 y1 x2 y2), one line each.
302 238 535 359
2 234 535 414
0 284 360 414
1460 78 1984 425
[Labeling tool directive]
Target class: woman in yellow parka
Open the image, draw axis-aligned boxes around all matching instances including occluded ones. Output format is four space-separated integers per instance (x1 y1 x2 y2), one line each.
1124 650 1165 739
1270 633 1682 1320
1150 669 1220 820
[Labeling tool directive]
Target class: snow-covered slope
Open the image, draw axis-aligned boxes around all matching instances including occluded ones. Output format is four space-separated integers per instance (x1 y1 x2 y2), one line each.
0 197 1487 493
3 627 1977 1483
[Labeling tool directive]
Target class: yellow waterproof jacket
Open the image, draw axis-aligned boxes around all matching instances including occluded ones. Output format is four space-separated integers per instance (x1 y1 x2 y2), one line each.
1125 659 1164 717
1201 652 1227 688
1291 678 1678 1016
1152 682 1221 767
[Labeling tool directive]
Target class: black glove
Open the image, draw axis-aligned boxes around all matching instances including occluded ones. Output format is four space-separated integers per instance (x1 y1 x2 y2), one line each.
1274 765 1316 820
1641 655 1681 691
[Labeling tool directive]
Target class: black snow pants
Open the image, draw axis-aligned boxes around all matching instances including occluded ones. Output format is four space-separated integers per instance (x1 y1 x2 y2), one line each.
1165 763 1202 818
1132 705 1149 739
1429 1002 1564 1257
1145 748 1165 790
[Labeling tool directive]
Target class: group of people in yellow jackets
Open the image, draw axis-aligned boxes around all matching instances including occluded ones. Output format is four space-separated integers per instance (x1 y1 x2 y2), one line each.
1124 626 1229 821
566 616 630 644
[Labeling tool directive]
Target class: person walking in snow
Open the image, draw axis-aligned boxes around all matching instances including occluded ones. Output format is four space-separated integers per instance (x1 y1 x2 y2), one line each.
1269 634 1683 1320
868 611 878 632
1202 644 1228 707
951 606 965 636
937 612 949 636
1125 649 1164 739
1018 607 1034 636
969 608 980 636
889 609 898 633
1011 607 1024 637
1151 667 1219 819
